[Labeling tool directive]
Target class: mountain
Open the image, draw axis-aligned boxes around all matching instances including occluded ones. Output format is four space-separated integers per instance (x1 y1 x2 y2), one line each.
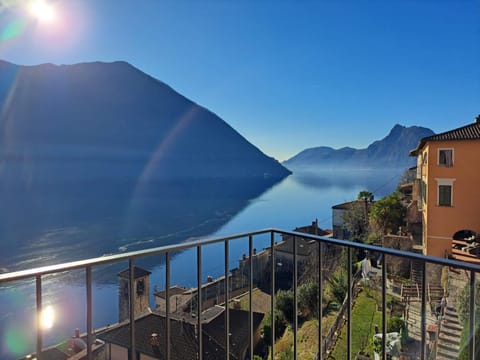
283 124 434 169
0 60 290 182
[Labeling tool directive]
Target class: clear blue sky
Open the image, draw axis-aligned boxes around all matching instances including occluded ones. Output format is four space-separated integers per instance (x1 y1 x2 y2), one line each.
1 0 479 161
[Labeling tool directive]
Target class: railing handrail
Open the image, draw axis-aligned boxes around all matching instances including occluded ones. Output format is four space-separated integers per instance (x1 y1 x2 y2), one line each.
2 227 480 283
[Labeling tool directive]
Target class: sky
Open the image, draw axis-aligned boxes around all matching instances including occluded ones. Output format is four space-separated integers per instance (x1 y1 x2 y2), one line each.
0 0 479 161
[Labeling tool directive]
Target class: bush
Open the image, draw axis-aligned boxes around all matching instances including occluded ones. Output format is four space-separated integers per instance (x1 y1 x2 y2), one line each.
276 289 295 324
387 316 405 333
298 281 319 318
262 309 286 344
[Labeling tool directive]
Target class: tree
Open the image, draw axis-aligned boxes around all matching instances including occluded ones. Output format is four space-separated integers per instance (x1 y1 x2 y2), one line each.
275 289 295 324
298 281 319 318
369 192 406 235
343 190 375 243
325 267 348 304
262 309 286 345
358 190 374 203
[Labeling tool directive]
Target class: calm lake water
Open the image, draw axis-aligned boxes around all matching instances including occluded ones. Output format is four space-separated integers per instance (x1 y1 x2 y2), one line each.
0 168 402 358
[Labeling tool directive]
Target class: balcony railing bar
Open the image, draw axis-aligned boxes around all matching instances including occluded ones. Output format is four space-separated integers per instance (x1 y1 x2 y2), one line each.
3 229 480 360
36 275 42 358
248 235 254 360
469 270 475 360
421 260 426 360
197 246 203 360
129 258 136 360
382 255 387 360
165 251 171 360
86 266 93 360
3 228 480 284
293 236 298 360
270 231 276 358
224 239 230 360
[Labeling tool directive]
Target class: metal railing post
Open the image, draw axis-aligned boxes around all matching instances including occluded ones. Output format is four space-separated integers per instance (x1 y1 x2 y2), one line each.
318 241 323 360
129 258 136 360
248 235 254 360
347 247 352 360
421 261 427 360
270 231 276 358
293 236 298 360
197 246 203 360
86 266 93 360
224 240 230 360
469 270 476 360
165 252 171 360
36 275 42 359
382 256 387 360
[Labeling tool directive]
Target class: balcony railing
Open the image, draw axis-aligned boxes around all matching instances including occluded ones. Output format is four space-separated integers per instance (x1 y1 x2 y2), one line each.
1 228 479 360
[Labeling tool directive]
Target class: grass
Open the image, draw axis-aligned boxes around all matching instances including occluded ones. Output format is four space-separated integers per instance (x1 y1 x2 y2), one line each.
230 287 272 314
329 289 383 359
269 311 339 360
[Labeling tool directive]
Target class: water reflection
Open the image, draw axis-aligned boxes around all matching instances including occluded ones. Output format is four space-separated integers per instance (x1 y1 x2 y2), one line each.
0 176 284 275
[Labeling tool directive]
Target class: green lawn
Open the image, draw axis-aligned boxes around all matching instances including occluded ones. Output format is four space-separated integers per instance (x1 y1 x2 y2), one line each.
330 289 383 359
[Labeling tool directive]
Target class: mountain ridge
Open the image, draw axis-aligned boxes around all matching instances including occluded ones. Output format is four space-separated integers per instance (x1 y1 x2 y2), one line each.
283 124 434 169
0 60 291 181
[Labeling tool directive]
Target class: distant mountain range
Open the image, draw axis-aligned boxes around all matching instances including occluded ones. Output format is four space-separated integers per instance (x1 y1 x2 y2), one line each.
0 60 290 182
283 124 434 169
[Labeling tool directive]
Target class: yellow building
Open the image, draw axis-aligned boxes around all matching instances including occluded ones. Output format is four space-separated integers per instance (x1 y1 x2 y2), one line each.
410 116 480 258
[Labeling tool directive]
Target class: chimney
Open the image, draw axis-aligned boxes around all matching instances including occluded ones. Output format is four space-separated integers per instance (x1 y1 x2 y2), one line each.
207 275 213 283
75 328 80 338
476 114 480 124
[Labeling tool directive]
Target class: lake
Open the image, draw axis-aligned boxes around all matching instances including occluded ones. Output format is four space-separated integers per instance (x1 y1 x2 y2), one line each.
0 167 403 358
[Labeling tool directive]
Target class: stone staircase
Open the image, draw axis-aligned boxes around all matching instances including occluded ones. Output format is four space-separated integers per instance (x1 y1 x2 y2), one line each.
436 305 462 359
435 269 468 359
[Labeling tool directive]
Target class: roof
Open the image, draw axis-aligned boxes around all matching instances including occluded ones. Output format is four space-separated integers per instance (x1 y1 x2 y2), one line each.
98 309 264 360
154 285 188 299
118 266 152 279
275 238 315 257
204 309 264 358
332 200 358 210
98 313 220 360
410 120 480 155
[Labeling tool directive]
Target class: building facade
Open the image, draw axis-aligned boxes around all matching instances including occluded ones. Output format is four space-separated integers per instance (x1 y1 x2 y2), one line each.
410 116 480 258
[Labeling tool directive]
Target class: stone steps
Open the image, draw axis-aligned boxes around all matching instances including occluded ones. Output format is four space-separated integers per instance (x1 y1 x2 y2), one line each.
436 290 463 360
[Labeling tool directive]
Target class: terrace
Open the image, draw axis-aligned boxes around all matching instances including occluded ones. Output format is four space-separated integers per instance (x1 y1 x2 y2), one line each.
1 229 479 360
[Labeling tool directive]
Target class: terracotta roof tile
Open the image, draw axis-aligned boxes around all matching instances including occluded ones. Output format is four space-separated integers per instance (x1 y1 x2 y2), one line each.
423 122 480 142
411 120 480 155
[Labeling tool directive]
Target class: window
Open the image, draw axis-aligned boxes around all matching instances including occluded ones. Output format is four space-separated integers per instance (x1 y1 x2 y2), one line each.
438 149 453 167
421 180 427 204
436 178 455 206
438 185 452 206
136 279 145 295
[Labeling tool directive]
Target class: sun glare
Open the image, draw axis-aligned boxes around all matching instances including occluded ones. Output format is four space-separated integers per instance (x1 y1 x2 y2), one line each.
40 305 55 330
29 0 56 23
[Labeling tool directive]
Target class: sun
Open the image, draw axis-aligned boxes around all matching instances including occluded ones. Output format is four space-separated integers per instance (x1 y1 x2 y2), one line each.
40 305 55 330
29 0 56 23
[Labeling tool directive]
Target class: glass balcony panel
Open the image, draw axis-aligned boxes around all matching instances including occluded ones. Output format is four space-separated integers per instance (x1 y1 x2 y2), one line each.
1 279 36 359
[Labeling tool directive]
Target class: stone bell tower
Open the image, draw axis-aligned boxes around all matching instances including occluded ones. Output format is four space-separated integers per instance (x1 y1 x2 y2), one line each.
118 266 151 322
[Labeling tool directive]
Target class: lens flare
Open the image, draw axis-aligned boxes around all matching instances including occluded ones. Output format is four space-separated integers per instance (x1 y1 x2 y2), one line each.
1 19 25 40
29 0 56 23
4 327 30 356
40 305 55 330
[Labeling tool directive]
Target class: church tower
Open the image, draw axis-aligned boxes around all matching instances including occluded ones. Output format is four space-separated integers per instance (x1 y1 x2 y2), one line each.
118 266 151 322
